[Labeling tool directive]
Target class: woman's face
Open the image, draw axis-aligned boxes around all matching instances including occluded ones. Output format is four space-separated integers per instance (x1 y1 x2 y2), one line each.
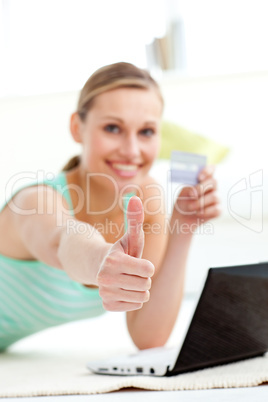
77 87 162 192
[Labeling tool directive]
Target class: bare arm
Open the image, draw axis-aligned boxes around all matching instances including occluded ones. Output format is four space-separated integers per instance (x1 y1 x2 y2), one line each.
126 167 221 349
126 209 192 349
0 186 153 312
1 185 110 285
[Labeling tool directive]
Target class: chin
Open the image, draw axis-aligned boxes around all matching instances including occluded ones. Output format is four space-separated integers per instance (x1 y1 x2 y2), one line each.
117 175 149 196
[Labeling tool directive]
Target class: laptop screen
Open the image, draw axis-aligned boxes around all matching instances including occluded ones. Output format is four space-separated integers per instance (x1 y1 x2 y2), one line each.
169 262 268 376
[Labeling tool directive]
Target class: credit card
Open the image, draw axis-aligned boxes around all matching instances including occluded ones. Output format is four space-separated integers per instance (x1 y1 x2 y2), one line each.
170 151 207 185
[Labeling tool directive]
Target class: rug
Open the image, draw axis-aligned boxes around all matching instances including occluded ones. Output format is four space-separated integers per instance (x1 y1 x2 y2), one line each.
1 351 268 397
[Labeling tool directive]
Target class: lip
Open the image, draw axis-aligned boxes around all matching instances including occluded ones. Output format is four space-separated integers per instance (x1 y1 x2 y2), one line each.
106 161 142 178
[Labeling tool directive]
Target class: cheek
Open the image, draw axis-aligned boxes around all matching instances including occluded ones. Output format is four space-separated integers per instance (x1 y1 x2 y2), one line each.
83 135 106 160
146 137 161 161
81 137 100 170
88 132 118 153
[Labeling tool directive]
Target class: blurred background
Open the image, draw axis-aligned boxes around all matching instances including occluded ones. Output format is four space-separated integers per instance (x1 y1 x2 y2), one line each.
0 0 267 298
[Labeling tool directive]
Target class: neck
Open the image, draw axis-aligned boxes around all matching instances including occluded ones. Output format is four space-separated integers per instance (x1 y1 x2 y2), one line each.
65 165 130 219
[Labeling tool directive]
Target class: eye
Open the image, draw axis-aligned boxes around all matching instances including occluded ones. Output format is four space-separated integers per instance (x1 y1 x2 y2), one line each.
104 124 120 134
139 128 155 137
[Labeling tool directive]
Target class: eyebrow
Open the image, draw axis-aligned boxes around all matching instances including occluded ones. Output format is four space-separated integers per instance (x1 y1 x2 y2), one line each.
101 116 157 125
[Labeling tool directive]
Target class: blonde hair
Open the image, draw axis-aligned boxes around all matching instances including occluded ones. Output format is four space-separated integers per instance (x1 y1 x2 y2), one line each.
62 62 163 171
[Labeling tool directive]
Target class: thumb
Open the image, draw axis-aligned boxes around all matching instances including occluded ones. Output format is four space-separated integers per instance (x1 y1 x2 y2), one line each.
126 196 144 258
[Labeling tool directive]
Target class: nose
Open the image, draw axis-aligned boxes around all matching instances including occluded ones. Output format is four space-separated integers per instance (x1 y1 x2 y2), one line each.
119 132 141 160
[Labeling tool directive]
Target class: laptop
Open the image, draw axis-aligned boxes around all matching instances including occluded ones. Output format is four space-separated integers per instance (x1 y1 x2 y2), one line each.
87 262 268 377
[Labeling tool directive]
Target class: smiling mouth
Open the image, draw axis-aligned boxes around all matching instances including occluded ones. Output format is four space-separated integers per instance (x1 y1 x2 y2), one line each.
106 161 142 176
111 163 139 171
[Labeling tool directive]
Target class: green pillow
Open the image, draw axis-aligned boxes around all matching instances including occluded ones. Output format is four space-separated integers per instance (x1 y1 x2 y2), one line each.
159 121 229 164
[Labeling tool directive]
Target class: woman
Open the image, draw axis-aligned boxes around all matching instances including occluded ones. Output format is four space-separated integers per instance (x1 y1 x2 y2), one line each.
0 62 220 351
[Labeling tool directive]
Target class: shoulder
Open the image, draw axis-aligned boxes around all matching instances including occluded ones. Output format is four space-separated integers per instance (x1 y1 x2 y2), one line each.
0 181 72 260
8 181 70 213
0 182 71 245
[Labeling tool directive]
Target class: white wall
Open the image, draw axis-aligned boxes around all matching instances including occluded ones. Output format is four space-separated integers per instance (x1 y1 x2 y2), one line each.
160 70 268 163
158 70 268 222
0 91 80 204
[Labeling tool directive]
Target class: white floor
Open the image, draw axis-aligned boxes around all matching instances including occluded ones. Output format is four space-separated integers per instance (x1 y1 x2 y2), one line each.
1 386 268 402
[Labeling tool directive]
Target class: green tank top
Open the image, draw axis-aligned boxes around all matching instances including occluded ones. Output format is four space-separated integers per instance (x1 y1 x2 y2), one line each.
0 171 134 351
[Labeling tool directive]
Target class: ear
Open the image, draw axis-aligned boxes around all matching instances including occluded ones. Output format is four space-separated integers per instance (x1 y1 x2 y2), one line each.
70 112 83 143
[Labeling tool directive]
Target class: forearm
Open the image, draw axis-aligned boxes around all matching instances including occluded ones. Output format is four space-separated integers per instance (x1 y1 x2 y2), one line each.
127 211 193 349
57 218 112 286
9 187 112 285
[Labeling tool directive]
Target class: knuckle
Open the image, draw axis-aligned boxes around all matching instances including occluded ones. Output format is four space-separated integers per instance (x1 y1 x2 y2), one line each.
97 263 118 286
98 286 107 299
189 200 198 211
102 300 119 312
143 277 151 291
105 253 123 271
96 272 104 285
140 290 150 303
142 260 155 277
199 197 205 209
194 187 200 198
102 300 112 311
128 303 143 311
96 271 110 286
144 277 152 290
144 290 150 302
190 185 198 196
104 254 116 267
203 182 213 193
135 303 143 310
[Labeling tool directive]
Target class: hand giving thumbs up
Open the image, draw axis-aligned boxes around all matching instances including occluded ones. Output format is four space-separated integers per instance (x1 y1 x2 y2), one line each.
97 196 155 312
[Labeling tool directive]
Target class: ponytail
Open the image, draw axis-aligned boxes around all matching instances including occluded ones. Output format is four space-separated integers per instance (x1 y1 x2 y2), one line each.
61 155 80 172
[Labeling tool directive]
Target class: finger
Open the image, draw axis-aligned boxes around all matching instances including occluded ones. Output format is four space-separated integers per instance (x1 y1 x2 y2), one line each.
179 176 217 200
97 263 152 291
196 204 222 220
119 275 151 292
198 177 217 194
103 301 143 312
187 177 217 198
126 196 144 258
187 191 220 214
119 254 155 278
198 165 216 182
103 287 150 304
119 289 150 303
98 253 155 283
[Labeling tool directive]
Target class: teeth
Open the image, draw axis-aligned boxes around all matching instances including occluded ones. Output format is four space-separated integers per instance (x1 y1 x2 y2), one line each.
112 163 138 171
